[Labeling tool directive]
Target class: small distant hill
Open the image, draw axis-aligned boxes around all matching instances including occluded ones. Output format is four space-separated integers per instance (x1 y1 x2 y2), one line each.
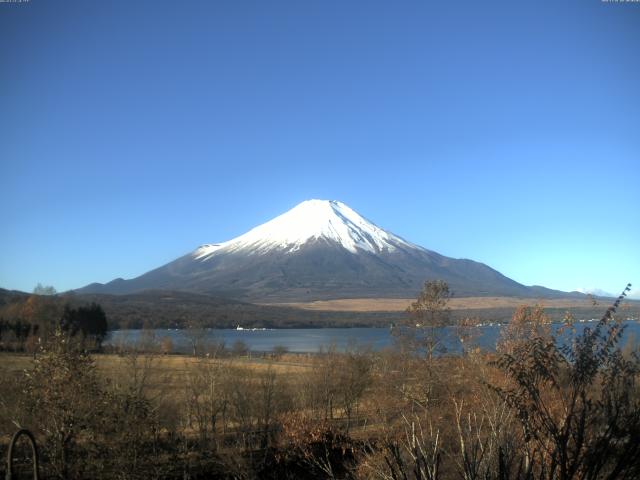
0 287 30 306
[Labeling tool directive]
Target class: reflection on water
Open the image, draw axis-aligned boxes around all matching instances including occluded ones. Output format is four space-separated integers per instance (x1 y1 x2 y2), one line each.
106 321 640 354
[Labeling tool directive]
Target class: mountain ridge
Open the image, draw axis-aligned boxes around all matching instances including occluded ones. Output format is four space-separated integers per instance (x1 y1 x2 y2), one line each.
77 199 580 301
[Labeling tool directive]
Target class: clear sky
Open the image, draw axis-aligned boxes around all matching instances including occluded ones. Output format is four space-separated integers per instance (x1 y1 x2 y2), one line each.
1 0 639 298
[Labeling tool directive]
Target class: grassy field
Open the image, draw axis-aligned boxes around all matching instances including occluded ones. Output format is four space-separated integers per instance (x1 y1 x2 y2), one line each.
265 296 622 312
0 351 314 373
0 351 313 390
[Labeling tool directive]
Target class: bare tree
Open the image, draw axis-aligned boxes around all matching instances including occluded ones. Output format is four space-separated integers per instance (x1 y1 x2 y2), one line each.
308 344 340 421
255 366 292 447
404 280 452 360
231 339 249 357
22 328 106 478
496 304 551 354
452 396 519 480
183 354 230 446
336 347 373 432
272 344 289 359
159 335 173 355
184 322 209 357
362 413 442 480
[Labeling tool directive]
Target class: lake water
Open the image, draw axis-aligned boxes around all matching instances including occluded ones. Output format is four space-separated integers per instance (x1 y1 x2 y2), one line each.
106 320 640 354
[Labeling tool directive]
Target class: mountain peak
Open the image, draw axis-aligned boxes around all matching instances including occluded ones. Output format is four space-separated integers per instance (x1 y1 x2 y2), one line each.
193 199 416 260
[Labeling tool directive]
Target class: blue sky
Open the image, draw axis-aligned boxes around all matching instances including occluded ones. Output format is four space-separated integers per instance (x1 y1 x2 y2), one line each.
1 0 639 298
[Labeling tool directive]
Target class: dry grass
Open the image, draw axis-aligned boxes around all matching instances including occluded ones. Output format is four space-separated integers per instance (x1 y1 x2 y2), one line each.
0 351 312 403
0 352 316 425
0 352 32 373
0 351 312 373
265 296 601 312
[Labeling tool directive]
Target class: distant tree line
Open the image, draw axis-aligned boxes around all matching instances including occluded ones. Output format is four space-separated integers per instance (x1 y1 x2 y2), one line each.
0 292 108 352
59 303 108 343
54 291 639 331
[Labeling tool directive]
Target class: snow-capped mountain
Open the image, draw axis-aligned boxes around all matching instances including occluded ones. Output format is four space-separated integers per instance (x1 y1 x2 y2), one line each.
575 287 615 298
78 199 569 301
193 200 416 258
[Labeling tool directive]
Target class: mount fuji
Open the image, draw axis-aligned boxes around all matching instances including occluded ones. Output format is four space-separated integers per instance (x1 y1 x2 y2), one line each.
78 200 567 301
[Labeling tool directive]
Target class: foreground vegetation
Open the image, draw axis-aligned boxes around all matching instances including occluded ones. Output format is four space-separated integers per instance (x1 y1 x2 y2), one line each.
0 283 639 479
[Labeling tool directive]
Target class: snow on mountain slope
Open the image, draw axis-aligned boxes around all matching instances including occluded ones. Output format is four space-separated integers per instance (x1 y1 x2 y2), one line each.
193 199 418 260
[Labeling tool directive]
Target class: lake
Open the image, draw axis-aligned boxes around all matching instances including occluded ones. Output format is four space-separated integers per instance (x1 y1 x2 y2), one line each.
106 320 640 354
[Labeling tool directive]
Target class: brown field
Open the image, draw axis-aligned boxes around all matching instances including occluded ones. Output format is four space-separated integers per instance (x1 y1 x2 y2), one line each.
265 296 602 312
0 352 285 374
0 351 313 401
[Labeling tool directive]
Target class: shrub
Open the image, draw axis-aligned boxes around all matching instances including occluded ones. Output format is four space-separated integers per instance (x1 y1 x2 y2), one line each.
491 284 640 479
